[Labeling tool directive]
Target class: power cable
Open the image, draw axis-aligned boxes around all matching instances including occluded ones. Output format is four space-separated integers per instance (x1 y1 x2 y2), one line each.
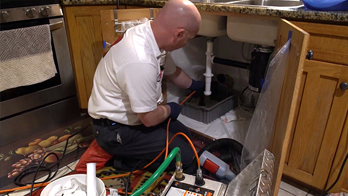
125 160 143 196
320 152 348 196
12 122 91 195
2 91 199 194
29 152 59 195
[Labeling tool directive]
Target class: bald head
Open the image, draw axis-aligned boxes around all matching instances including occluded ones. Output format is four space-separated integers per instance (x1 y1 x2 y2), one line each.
158 0 201 34
151 0 201 51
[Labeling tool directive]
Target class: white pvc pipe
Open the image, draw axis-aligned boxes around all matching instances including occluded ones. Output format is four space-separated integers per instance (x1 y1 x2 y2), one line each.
204 39 214 96
86 163 97 196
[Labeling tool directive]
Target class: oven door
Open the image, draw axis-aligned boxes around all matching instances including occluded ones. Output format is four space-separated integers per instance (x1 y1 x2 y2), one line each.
0 17 76 119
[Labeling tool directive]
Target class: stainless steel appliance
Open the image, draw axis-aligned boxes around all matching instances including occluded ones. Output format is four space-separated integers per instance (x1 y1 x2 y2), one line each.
0 0 81 146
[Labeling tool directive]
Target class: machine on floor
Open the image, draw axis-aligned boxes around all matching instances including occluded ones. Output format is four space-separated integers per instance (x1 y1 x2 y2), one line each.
161 149 275 196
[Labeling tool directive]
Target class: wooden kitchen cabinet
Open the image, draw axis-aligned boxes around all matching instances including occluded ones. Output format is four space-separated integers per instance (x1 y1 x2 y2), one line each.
64 5 158 109
63 5 125 109
283 21 348 192
64 4 346 194
327 113 348 193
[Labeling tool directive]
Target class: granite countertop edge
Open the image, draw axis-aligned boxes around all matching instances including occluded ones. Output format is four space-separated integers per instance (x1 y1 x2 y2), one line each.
60 0 348 23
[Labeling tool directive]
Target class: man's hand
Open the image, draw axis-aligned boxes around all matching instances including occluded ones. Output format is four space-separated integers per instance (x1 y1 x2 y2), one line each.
188 79 205 95
167 102 182 120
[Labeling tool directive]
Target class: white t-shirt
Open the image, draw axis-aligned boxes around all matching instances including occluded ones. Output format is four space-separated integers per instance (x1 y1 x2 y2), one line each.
88 21 176 125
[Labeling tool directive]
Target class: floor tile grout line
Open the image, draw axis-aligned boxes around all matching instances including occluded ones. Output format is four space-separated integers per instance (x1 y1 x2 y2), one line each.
280 187 297 196
66 165 74 171
280 181 312 195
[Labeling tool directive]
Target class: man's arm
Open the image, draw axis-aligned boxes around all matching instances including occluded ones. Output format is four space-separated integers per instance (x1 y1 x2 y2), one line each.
138 105 170 127
165 66 193 89
138 103 181 127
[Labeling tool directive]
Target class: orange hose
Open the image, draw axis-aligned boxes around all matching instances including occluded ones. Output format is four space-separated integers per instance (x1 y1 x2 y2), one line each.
0 182 50 194
102 131 200 181
165 91 196 159
165 118 171 159
106 187 132 195
180 91 196 106
0 131 200 194
0 91 199 194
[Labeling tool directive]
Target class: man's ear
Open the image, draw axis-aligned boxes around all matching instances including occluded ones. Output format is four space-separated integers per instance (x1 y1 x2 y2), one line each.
174 28 186 41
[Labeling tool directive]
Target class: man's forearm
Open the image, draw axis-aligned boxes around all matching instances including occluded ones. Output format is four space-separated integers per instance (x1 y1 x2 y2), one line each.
138 105 171 127
166 67 192 89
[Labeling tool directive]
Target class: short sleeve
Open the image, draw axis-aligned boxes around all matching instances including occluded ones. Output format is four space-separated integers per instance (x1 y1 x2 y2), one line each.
117 61 159 113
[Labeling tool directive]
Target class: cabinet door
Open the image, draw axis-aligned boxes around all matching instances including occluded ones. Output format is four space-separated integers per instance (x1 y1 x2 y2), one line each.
270 19 309 196
64 5 121 109
284 60 348 190
327 112 348 193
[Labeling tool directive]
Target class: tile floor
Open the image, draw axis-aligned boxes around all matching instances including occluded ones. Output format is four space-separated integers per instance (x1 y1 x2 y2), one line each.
278 180 314 196
4 159 317 196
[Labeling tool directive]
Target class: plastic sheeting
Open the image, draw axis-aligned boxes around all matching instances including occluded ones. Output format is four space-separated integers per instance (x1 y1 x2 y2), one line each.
178 107 251 145
166 37 251 145
240 40 291 169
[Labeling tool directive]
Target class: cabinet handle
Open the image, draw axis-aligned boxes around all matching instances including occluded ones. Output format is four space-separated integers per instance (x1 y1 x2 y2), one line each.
340 82 348 90
306 50 313 60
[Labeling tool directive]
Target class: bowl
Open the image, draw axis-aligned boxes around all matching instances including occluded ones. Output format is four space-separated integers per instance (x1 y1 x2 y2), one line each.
41 174 106 196
301 0 348 11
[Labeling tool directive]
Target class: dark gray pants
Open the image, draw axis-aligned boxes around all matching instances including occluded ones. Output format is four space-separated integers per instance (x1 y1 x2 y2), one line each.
93 119 194 172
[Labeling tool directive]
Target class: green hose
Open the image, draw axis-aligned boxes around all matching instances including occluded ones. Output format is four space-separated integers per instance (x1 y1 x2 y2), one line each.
130 147 181 196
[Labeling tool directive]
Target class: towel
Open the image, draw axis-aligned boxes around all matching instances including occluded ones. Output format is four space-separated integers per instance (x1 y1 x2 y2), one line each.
0 24 57 92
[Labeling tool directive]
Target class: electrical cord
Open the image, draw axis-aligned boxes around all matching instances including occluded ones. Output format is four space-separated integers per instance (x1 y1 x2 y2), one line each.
320 152 348 196
100 131 200 182
29 152 59 195
2 92 198 194
125 160 143 196
164 91 196 159
8 122 91 195
1 124 198 194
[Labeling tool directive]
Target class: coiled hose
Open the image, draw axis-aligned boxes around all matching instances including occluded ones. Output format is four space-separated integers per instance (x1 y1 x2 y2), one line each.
130 147 181 196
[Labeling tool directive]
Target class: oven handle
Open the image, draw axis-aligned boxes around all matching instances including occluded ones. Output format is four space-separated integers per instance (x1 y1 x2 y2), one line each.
49 21 63 31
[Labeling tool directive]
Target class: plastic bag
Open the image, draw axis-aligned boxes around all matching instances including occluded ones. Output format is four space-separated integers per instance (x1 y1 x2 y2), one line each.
240 40 290 169
75 139 113 173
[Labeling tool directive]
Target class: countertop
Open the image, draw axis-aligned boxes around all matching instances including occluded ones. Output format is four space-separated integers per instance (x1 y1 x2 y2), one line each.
60 0 348 23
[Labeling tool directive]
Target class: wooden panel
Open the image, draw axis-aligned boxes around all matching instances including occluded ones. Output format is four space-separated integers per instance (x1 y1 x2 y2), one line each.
116 8 160 21
326 113 348 193
285 71 307 164
284 60 348 189
290 21 348 38
100 8 161 44
64 5 116 109
100 10 118 46
270 19 309 196
291 21 348 66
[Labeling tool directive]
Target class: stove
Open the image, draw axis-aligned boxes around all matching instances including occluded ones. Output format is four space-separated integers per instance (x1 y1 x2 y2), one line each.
0 0 82 190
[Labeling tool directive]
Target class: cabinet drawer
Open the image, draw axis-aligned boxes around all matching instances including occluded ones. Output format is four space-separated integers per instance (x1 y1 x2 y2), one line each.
291 21 348 66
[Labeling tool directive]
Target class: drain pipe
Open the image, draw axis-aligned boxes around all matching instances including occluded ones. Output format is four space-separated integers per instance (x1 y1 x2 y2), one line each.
204 38 214 96
212 57 249 69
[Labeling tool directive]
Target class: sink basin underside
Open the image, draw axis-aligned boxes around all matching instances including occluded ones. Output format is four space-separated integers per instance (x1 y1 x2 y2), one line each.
227 16 278 46
196 0 303 42
198 14 227 37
